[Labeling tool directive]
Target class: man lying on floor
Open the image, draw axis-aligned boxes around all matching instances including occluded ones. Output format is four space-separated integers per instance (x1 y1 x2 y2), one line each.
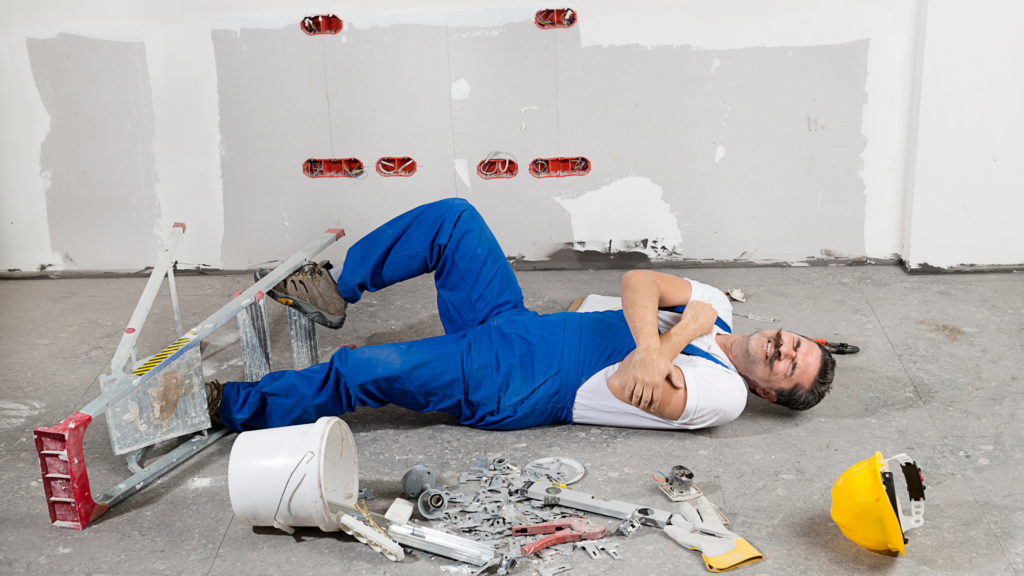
205 199 835 432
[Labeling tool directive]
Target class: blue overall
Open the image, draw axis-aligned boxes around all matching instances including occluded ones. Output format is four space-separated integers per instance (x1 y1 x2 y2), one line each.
220 199 730 432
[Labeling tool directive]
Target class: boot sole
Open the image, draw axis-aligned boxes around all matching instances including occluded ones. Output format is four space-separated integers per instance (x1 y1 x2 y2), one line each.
255 270 347 330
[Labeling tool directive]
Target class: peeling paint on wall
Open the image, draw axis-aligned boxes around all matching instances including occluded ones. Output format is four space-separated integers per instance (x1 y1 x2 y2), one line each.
553 177 681 258
26 34 161 270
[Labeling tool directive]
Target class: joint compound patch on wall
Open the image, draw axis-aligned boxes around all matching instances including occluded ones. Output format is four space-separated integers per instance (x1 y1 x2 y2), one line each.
553 177 682 259
450 78 471 100
453 158 471 190
26 34 161 270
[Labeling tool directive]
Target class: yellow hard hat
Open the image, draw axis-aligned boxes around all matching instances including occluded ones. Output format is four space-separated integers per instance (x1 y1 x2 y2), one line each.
830 452 926 556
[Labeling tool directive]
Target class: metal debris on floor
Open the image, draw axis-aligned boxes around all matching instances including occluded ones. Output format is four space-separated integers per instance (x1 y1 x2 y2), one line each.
522 457 586 485
329 456 751 574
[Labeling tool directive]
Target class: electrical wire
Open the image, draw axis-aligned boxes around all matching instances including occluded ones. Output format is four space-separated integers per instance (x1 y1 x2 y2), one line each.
480 151 517 177
377 157 415 176
355 499 388 537
531 159 549 176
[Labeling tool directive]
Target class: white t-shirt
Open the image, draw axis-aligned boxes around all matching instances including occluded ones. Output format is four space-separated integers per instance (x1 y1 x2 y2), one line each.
571 279 748 430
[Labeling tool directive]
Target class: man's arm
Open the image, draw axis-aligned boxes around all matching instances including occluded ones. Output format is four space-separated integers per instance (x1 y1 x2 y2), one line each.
619 271 716 412
608 347 688 420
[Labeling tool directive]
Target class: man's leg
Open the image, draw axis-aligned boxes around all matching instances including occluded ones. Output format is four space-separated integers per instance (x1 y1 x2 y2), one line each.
335 198 525 334
220 199 526 430
220 330 474 431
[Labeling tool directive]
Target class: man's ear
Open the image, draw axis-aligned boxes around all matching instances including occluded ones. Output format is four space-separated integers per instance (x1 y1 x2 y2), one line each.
751 384 777 402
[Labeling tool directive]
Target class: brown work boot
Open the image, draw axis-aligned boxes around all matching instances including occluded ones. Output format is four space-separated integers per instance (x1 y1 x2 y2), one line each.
205 380 224 426
254 260 348 329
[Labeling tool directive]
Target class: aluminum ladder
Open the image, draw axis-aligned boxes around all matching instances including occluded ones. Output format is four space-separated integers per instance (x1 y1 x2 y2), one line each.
33 222 345 529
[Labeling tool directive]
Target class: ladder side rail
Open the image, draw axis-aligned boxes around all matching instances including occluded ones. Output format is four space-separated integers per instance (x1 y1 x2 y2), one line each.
97 427 231 508
109 224 186 378
166 264 183 338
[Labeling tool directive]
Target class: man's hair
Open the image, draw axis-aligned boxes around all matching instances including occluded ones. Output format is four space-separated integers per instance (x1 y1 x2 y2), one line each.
773 340 835 411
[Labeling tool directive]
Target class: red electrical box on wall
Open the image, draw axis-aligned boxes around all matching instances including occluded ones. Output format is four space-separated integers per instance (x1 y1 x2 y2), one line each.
303 158 365 178
529 157 590 178
535 9 577 29
301 15 343 35
376 157 417 177
477 153 518 179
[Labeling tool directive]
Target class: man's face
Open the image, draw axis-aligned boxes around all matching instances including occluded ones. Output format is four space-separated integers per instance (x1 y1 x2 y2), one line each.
739 329 821 402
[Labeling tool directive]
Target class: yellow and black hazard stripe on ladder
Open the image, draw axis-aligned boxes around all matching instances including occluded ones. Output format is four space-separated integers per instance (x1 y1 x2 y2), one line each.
131 332 199 376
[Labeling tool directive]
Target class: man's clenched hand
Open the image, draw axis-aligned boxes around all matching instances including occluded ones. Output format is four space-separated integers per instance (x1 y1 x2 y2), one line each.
624 300 716 412
680 300 718 336
625 346 673 412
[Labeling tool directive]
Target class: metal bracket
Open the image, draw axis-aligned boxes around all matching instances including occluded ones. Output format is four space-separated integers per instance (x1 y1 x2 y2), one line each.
577 542 601 559
598 542 623 560
538 564 572 576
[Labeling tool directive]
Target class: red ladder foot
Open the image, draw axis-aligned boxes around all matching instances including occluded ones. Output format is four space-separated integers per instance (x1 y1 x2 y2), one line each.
34 412 107 529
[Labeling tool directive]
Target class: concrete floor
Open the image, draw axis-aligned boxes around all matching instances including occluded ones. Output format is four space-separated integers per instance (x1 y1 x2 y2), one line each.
1 265 1022 575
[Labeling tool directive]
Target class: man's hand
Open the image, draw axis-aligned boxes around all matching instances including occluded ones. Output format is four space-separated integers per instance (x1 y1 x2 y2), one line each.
624 346 676 412
679 300 718 336
623 301 715 411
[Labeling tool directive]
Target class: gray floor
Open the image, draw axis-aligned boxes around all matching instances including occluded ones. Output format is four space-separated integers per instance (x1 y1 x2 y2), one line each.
1 265 1022 575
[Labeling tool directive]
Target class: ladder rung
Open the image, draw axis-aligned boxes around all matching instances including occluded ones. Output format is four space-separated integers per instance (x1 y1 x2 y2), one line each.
45 473 71 480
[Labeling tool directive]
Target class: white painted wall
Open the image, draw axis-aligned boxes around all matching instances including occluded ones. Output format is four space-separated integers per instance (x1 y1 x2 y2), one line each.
902 0 1024 269
5 0 989 272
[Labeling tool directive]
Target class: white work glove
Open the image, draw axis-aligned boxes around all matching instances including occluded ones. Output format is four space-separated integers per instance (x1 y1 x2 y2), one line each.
663 496 763 573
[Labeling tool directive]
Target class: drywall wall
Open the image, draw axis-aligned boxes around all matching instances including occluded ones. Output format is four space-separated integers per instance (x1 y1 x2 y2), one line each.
214 24 457 267
902 0 1024 270
0 0 946 272
26 34 161 270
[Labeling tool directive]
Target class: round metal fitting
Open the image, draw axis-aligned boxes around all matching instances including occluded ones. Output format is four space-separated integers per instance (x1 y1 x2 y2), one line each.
523 457 586 485
401 464 435 499
417 488 448 520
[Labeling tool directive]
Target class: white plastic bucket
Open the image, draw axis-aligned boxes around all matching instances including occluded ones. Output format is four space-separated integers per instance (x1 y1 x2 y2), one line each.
228 416 359 532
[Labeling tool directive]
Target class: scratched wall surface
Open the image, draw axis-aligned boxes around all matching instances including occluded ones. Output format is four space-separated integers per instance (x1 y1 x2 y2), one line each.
211 22 868 268
25 34 161 270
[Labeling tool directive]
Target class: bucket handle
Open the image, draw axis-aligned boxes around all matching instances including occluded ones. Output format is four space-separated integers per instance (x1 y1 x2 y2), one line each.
273 450 315 534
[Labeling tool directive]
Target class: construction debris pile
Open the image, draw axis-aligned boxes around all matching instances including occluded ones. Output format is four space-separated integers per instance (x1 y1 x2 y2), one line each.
337 455 752 575
418 457 609 574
